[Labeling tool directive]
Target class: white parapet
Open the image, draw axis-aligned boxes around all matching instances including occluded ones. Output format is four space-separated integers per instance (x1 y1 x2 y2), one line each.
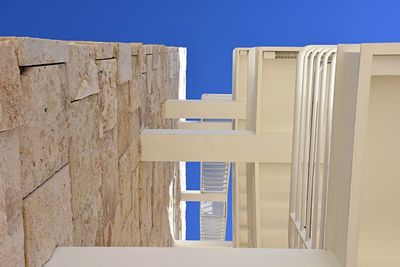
45 247 343 267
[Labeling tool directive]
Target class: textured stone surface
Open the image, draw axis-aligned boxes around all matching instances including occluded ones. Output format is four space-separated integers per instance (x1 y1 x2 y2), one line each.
2 37 68 66
71 41 116 60
0 41 21 132
96 128 121 246
116 43 132 85
131 43 142 56
72 192 102 246
23 164 73 267
19 64 69 197
0 129 24 267
67 94 102 245
118 138 140 223
117 82 141 156
146 54 153 96
131 165 141 243
97 59 117 134
118 157 132 226
138 162 153 245
66 44 100 101
0 38 182 265
130 56 141 112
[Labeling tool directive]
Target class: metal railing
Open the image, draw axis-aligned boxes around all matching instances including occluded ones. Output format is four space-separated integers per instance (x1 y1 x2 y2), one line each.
289 46 337 249
200 161 230 240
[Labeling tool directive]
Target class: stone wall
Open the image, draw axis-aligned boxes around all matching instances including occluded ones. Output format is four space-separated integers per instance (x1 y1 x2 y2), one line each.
0 37 183 267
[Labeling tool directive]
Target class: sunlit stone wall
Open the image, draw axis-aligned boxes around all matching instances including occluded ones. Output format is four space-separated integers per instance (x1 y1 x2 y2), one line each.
0 37 183 267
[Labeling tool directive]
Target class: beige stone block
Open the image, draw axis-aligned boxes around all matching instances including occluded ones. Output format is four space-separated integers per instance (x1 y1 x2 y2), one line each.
72 192 102 246
131 43 142 56
131 165 140 241
70 41 116 60
99 128 120 228
19 64 69 197
23 164 73 267
2 37 68 66
137 76 147 129
130 72 141 112
97 59 117 134
67 94 102 236
138 46 147 75
116 43 132 85
116 82 130 155
146 54 153 96
0 129 24 267
144 44 153 55
138 162 153 245
66 44 100 101
117 82 141 156
118 141 140 223
118 154 132 224
0 41 21 132
121 209 140 246
98 201 122 246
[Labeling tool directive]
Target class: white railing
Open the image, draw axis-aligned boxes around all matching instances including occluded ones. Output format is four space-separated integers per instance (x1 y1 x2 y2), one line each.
200 162 230 240
198 94 232 241
289 46 337 249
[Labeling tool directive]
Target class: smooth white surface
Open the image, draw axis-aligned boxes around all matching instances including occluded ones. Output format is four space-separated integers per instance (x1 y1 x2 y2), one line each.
46 247 343 267
164 99 246 119
141 129 292 162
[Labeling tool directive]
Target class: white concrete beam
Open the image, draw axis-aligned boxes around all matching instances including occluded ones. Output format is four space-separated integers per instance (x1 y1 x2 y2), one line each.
140 129 292 162
180 190 227 202
164 99 246 119
173 240 233 248
177 121 232 130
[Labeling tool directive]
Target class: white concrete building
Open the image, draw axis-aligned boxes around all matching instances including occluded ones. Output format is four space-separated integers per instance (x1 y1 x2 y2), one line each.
48 43 400 267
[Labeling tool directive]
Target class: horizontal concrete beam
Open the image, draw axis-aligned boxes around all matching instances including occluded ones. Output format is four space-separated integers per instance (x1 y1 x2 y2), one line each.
173 240 233 248
177 121 232 130
180 190 227 202
164 100 246 119
140 129 292 162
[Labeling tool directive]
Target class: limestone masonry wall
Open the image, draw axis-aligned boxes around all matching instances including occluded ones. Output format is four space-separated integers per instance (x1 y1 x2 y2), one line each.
0 37 183 267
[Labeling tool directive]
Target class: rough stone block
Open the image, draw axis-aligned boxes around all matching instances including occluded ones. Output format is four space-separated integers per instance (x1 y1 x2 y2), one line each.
118 138 140 223
131 165 140 240
117 82 140 156
67 94 103 244
0 129 24 267
97 194 122 246
138 162 153 245
118 151 132 224
2 37 68 66
66 44 100 101
138 45 147 75
72 192 102 246
146 55 153 96
97 59 117 134
0 41 21 132
120 209 140 246
116 43 132 85
19 64 69 197
23 164 73 267
116 82 130 155
130 43 142 56
130 71 141 112
70 41 116 60
99 128 119 226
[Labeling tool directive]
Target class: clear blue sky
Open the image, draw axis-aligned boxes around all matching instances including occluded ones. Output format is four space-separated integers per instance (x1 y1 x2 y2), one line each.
2 0 400 240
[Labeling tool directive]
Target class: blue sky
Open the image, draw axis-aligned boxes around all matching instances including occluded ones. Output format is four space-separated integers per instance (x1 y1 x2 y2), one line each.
2 0 400 240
